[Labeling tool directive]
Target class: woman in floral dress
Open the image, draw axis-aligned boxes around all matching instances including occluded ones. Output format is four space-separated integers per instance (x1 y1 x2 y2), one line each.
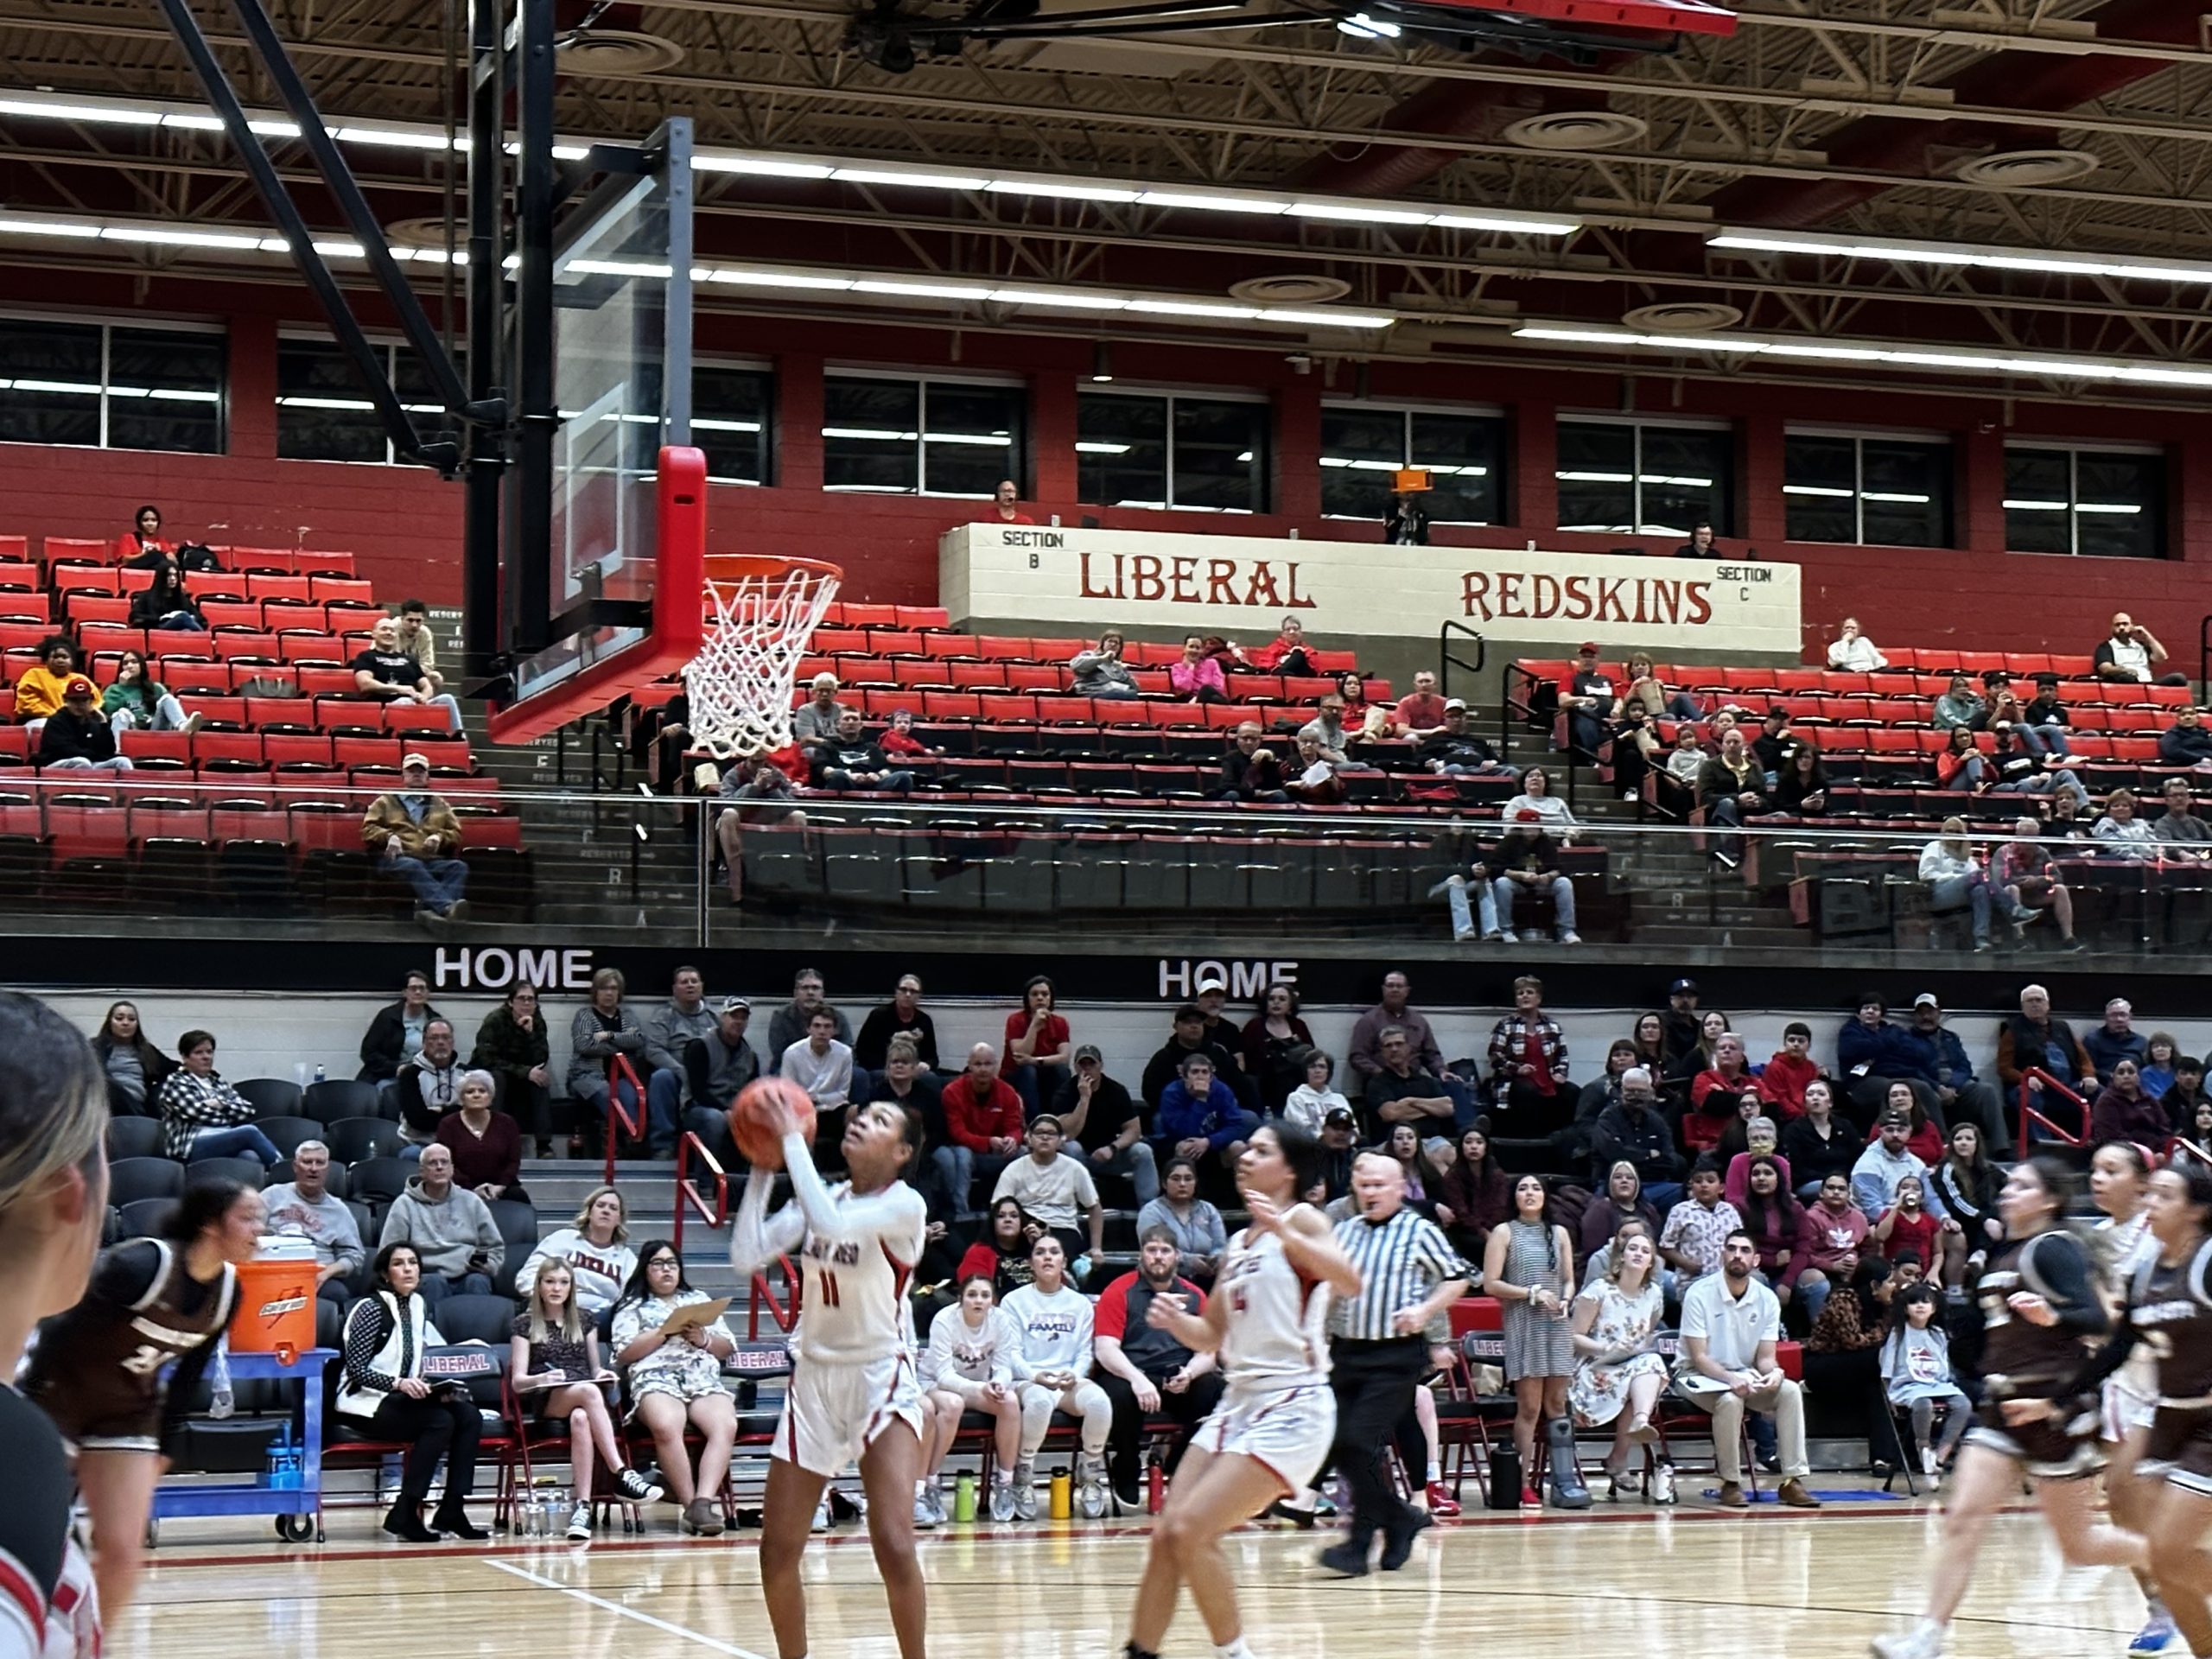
1569 1224 1673 1502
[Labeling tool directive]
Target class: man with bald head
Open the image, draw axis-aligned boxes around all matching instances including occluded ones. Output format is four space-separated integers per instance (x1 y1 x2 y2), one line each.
1322 1152 1467 1577
938 1040 1025 1206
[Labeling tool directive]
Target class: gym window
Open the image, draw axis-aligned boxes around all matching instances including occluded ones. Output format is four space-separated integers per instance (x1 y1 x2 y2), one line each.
0 315 225 454
1554 417 1732 537
823 374 1024 498
1077 391 1269 513
276 337 456 466
1319 404 1506 524
1783 432 1953 548
2004 443 2166 558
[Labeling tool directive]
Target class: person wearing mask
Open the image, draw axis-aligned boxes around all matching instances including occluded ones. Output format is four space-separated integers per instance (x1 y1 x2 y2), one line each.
1003 1236 1115 1519
36 677 130 775
376 1143 503 1304
854 975 939 1074
90 999 172 1117
641 966 717 1159
514 1186 637 1318
263 1139 365 1303
1049 1045 1158 1208
156 1030 283 1166
0 993 110 1659
337 1241 491 1542
1091 1229 1225 1513
361 753 469 925
1674 1230 1821 1510
471 982 553 1159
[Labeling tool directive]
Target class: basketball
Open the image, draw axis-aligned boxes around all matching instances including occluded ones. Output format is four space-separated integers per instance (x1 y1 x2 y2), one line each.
730 1076 817 1170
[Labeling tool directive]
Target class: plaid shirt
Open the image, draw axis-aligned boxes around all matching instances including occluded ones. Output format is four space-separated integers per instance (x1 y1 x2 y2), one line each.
1486 1011 1568 1090
156 1067 255 1158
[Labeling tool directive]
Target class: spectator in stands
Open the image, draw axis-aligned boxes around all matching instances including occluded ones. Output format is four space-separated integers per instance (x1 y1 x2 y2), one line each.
378 1142 501 1304
1669 1008 1727 1107
127 562 204 632
1349 972 1443 1083
1143 1003 1241 1108
1002 974 1071 1118
1656 978 1702 1063
810 708 914 793
1383 669 1448 739
1997 982 2096 1140
918 1275 1025 1522
2085 997 2150 1079
1361 1027 1461 1159
1299 695 1355 769
1484 976 1571 1128
568 967 662 1151
118 504 170 563
1698 727 1767 870
391 600 442 690
37 676 130 775
1003 1236 1113 1516
1579 1157 1662 1261
1562 641 1620 756
515 1186 635 1317
1786 1171 1869 1323
2091 1058 2169 1146
1658 1158 1740 1289
1852 1108 1936 1222
868 1031 946 1138
675 997 760 1162
1685 1033 1760 1156
1128 1155 1223 1288
790 672 849 749
1236 614 1314 676
1672 519 1717 558
978 478 1033 524
101 650 198 735
1573 1039 1635 1137
1282 733 1343 804
471 982 553 1158
1991 817 2083 950
351 616 461 732
1899 993 2012 1156
855 974 939 1074
1933 673 1986 733
2170 1059 2211 1136
940 1042 1024 1205
1981 724 2090 813
1871 1167 1946 1283
1918 817 1996 950
2091 786 2157 860
958 1197 1044 1298
156 1030 281 1165
1751 706 1801 788
991 1116 1103 1265
639 967 716 1160
1572 1225 1674 1507
2161 706 2212 767
781 1011 855 1158
1092 1227 1224 1511
1071 632 1141 700
511 1258 659 1540
362 752 469 925
2156 779 2212 859
1870 1077 1944 1165
1926 1123 2001 1285
1218 721 1288 802
1825 616 1887 671
1382 489 1429 545
1281 1048 1354 1137
392 1018 465 1152
2095 611 2184 685
2144 1033 2181 1099
1657 721 1708 815
1502 764 1577 836
1155 1052 1259 1188
1050 1044 1158 1206
264 1140 364 1303
1607 698 1662 801
92 999 172 1116
1167 633 1229 703
1590 1069 1682 1205
435 1070 523 1203
1625 652 1700 721
1429 1118 1509 1264
1764 742 1828 820
337 1242 488 1541
11 636 75 736
359 968 437 1083
1237 984 1313 1113
767 967 851 1060
1460 821 1580 945
1417 700 1502 775
609 1243 739 1536
1674 1230 1820 1509
1753 1022 1818 1120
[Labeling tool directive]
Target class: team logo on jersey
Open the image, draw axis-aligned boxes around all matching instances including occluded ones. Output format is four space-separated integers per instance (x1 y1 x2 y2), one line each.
804 1237 861 1266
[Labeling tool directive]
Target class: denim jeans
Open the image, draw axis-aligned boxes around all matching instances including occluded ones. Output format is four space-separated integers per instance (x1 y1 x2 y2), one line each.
185 1122 283 1166
1798 1273 1834 1323
416 1270 492 1306
934 1143 975 1209
2018 722 2071 758
1927 871 1992 944
109 694 192 732
44 755 133 774
646 1066 687 1158
1471 873 1576 939
385 853 467 913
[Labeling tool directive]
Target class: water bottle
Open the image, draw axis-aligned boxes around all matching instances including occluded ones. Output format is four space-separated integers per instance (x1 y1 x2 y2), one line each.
264 1424 302 1490
953 1473 977 1522
208 1342 234 1420
314 1065 326 1084
1048 1467 1072 1520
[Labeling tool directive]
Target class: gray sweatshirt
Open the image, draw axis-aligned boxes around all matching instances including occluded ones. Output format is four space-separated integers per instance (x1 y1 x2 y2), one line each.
263 1182 365 1274
378 1176 504 1279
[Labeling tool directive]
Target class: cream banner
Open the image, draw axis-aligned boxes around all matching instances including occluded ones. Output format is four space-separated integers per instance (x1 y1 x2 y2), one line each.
941 524 1802 652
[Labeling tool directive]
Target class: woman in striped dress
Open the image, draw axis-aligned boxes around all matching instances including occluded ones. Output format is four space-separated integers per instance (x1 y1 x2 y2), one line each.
1484 1173 1579 1506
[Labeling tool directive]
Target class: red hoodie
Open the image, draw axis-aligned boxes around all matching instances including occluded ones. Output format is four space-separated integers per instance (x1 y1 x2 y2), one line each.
1757 1051 1820 1118
944 1075 1024 1152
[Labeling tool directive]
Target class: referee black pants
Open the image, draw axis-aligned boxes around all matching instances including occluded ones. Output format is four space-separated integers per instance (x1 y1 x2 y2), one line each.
1329 1336 1427 1541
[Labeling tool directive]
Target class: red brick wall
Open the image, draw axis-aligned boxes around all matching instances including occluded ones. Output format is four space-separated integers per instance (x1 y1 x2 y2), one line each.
3 280 2207 666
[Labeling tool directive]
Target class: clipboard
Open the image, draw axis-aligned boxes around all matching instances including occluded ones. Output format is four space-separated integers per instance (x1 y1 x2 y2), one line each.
656 1296 732 1338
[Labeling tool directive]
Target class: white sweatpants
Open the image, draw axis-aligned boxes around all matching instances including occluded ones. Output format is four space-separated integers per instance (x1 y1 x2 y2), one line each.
1018 1379 1111 1457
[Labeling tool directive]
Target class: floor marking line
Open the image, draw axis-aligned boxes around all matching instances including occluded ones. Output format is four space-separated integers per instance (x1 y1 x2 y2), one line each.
483 1557 775 1659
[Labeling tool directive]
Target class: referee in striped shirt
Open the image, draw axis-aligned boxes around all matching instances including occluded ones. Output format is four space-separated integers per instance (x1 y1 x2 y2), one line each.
1321 1152 1467 1577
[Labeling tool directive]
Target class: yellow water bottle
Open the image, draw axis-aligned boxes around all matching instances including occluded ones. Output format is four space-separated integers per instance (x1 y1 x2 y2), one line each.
953 1474 977 1522
1048 1467 1072 1520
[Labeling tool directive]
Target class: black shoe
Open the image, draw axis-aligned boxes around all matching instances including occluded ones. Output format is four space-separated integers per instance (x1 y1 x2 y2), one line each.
1268 1499 1319 1529
433 1505 489 1541
1379 1509 1433 1572
382 1501 438 1543
1319 1539 1371 1577
1113 1484 1143 1514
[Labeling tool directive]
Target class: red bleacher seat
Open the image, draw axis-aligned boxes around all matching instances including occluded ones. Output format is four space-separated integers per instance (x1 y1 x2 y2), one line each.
80 626 147 657
947 662 1007 690
42 537 108 566
297 669 359 697
810 626 868 656
309 576 373 604
65 594 130 625
177 696 245 728
130 801 210 845
978 694 1037 724
264 734 337 769
1006 664 1064 693
0 561 41 593
975 635 1030 662
211 632 282 661
836 602 897 629
247 575 312 603
117 731 192 768
245 696 312 728
895 605 950 630
382 705 454 734
334 736 401 769
193 731 263 766
200 601 264 630
870 630 925 658
0 536 25 561
279 634 347 664
920 690 981 721
920 633 976 661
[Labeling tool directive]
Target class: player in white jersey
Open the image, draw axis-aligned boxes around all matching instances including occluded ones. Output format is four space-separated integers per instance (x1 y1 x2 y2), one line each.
1125 1122 1362 1659
730 1096 931 1659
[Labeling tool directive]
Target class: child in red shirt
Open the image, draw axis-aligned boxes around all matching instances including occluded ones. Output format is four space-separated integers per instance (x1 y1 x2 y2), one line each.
1874 1174 1943 1280
1757 1021 1821 1120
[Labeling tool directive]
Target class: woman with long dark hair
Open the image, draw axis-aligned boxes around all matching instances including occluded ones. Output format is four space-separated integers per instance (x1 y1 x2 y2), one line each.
1239 984 1313 1113
470 982 554 1158
126 560 205 632
1436 1121 1512 1266
1484 1173 1581 1507
100 650 196 735
1003 974 1071 1119
957 1197 1046 1297
24 1179 259 1613
1928 1122 2003 1287
1738 1154 1800 1300
88 999 173 1117
610 1239 738 1535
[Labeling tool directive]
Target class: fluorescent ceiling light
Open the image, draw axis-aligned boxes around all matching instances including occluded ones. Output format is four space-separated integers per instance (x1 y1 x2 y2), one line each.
1860 491 1930 504
2077 502 2143 514
1134 190 1287 216
1336 12 1402 36
1290 201 1429 227
693 156 836 180
830 167 991 191
2002 499 2068 511
1710 227 2212 289
1781 485 1853 497
984 181 1142 205
1074 442 1130 454
691 417 761 433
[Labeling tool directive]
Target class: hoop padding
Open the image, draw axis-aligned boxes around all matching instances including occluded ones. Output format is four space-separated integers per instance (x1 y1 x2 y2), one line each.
684 556 842 759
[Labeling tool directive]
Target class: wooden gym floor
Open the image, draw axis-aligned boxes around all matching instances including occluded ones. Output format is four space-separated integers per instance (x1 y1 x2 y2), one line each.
125 1490 2140 1659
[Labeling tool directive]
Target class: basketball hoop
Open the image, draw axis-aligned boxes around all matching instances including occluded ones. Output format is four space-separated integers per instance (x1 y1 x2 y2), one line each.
684 554 843 759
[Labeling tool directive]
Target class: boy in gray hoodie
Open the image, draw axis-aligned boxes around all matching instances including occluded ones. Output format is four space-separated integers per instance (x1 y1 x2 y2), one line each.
378 1142 505 1303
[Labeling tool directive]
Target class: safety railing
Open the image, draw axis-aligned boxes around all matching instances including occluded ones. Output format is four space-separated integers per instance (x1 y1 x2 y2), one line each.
1437 620 1484 704
747 1254 801 1338
601 1052 644 1184
2015 1065 2088 1149
671 1128 728 1255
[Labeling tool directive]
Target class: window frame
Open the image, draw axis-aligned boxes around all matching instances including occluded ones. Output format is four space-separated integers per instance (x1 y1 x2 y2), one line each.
821 367 1027 499
1781 425 1955 549
2001 439 2168 559
0 308 226 455
1554 412 1734 538
1317 398 1509 526
1075 385 1272 514
691 357 775 487
275 331 459 467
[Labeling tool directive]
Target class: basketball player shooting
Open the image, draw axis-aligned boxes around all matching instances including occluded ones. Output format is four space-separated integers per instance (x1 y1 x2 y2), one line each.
728 1095 931 1659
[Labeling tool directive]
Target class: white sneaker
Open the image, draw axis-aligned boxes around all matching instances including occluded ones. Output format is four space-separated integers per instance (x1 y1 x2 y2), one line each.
1452 928 1478 944
913 1482 938 1529
1077 1454 1109 1519
1557 930 1581 944
1649 1462 1677 1505
1920 1446 1938 1478
1872 1624 1945 1659
1497 929 1519 944
565 1503 592 1541
989 1472 1017 1522
811 1497 830 1533
1013 1459 1039 1522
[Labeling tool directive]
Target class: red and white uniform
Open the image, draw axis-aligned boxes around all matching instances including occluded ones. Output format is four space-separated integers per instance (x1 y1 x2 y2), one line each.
1188 1209 1338 1492
730 1134 929 1477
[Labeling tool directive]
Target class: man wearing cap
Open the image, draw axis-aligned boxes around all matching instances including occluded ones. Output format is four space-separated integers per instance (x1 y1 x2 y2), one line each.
642 966 718 1159
679 996 761 1165
1051 1045 1160 1206
1563 642 1619 756
362 749 467 925
1897 993 2012 1156
37 675 132 774
1311 1104 1359 1205
1141 1003 1244 1116
1852 1109 1945 1224
992 1114 1104 1265
1661 977 1702 1063
1417 701 1502 775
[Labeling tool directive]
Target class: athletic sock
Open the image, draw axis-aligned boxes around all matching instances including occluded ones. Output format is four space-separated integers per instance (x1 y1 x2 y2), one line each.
1215 1638 1255 1659
1426 1462 1442 1484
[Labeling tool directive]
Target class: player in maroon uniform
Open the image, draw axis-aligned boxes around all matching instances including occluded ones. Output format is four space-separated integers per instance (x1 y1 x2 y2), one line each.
0 992 112 1659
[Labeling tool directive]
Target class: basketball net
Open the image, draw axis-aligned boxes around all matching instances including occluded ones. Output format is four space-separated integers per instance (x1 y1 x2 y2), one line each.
684 556 842 759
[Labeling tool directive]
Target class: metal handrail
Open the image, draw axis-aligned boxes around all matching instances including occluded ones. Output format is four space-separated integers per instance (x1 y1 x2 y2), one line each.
1438 620 1485 706
747 1253 802 1338
671 1129 728 1255
601 1052 644 1184
2015 1065 2088 1149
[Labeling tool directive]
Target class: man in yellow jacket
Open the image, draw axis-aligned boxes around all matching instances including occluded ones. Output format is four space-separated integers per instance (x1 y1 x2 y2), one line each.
362 750 469 924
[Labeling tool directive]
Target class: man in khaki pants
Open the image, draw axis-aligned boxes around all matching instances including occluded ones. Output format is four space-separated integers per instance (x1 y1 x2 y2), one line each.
1673 1230 1821 1510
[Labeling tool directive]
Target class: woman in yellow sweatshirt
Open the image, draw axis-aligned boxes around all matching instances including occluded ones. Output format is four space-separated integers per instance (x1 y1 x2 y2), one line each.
12 636 79 730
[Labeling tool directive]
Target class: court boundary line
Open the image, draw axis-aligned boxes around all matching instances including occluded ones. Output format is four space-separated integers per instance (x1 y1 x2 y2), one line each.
482 1557 776 1659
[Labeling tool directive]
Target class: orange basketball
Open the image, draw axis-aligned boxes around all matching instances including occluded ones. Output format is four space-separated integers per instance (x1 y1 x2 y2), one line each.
730 1076 817 1170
